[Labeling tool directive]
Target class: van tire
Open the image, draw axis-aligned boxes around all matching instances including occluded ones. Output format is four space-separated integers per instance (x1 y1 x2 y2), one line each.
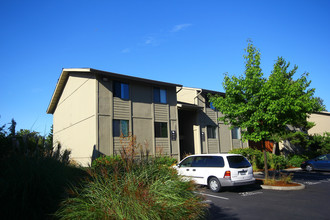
208 177 221 192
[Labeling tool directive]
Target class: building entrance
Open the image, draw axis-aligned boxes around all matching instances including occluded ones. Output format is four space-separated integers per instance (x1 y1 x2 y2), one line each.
178 109 199 159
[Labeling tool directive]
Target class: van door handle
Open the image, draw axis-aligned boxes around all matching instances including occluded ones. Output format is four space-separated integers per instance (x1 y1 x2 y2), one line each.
192 169 196 171
186 169 189 171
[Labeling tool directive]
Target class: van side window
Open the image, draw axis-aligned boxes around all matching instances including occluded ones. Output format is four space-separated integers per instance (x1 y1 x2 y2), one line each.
180 157 194 167
192 157 208 167
207 156 224 167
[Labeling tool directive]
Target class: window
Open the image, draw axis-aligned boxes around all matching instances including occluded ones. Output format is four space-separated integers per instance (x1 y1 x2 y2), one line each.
207 101 216 110
154 87 167 103
206 156 225 167
179 156 194 167
113 120 129 137
207 126 217 139
206 97 216 110
227 156 251 168
231 127 241 139
192 156 208 167
114 81 129 99
155 122 168 137
209 102 216 110
183 156 225 168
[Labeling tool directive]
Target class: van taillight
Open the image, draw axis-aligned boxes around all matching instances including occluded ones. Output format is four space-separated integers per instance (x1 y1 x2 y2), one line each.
224 171 231 179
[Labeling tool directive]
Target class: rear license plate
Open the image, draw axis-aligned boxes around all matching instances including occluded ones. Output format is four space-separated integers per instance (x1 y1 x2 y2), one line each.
238 171 247 175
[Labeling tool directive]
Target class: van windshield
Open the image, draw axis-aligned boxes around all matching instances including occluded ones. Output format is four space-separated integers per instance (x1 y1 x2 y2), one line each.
227 156 251 168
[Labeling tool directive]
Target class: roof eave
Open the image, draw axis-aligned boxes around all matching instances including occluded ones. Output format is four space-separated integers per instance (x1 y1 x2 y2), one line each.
46 68 182 114
46 68 91 114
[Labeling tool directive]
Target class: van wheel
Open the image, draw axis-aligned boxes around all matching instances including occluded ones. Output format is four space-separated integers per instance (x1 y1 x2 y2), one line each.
208 177 221 192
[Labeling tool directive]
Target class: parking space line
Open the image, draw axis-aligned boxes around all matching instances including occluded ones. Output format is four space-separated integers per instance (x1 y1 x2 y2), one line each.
199 192 229 200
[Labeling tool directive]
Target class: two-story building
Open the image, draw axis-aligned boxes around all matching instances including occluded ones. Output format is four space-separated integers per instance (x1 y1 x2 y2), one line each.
47 68 247 166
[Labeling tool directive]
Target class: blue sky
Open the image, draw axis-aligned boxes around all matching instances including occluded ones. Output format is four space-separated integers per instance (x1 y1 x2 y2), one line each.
1 0 329 135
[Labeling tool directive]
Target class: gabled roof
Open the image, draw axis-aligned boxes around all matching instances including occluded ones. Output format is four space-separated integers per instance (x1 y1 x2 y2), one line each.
312 111 330 116
46 68 182 114
179 86 225 96
201 88 225 97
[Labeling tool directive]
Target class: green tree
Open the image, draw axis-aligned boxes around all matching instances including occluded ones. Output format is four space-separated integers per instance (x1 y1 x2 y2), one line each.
210 43 325 178
45 125 53 148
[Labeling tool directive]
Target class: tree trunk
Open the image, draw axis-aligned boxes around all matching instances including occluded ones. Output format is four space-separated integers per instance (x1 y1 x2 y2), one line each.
262 139 269 179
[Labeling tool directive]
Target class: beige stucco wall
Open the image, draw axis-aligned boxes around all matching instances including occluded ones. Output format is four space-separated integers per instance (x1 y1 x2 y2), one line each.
53 73 96 166
177 87 200 105
308 112 330 135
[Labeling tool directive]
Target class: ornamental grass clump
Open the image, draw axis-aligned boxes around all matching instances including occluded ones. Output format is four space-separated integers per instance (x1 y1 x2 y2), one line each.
56 135 208 220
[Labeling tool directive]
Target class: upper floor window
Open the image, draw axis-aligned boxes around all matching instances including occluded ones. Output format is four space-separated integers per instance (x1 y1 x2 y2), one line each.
209 102 216 110
231 127 241 139
207 126 217 139
114 81 129 99
154 87 167 104
113 119 129 137
206 96 216 110
155 122 168 138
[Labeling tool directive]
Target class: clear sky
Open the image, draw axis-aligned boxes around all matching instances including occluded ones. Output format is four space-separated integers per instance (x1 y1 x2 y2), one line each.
1 0 329 135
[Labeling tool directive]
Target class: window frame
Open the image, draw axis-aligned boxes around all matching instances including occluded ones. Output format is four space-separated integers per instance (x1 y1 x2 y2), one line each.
113 119 129 137
179 156 194 167
114 81 129 99
154 122 168 138
207 126 217 139
154 87 167 104
231 127 241 139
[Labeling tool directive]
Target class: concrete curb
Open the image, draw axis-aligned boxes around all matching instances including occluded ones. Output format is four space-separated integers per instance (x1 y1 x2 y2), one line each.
254 167 302 175
284 167 302 172
260 182 305 191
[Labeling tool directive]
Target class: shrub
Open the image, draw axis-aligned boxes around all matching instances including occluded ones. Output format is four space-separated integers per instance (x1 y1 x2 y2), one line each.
0 121 86 219
59 134 206 219
307 132 330 158
91 155 125 174
230 148 264 170
0 154 86 219
56 158 207 220
268 153 288 170
288 154 308 167
230 148 289 170
153 155 177 167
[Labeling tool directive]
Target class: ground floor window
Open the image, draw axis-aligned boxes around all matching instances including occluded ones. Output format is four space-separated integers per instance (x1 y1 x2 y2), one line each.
155 122 168 137
231 127 241 139
207 126 217 139
113 120 129 137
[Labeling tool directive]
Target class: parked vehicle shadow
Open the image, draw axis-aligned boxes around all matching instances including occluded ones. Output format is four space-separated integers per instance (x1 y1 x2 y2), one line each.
222 182 263 193
197 182 262 193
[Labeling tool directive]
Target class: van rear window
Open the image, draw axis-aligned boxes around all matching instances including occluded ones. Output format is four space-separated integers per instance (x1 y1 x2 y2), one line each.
227 156 251 168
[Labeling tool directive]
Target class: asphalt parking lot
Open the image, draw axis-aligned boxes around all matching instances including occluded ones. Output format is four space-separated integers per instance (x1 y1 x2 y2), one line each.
204 170 330 220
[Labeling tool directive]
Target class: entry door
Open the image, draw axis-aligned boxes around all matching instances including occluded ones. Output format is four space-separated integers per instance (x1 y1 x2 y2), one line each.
193 125 201 154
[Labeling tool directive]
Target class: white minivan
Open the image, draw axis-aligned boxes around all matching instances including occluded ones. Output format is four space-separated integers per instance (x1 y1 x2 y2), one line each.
174 154 255 192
